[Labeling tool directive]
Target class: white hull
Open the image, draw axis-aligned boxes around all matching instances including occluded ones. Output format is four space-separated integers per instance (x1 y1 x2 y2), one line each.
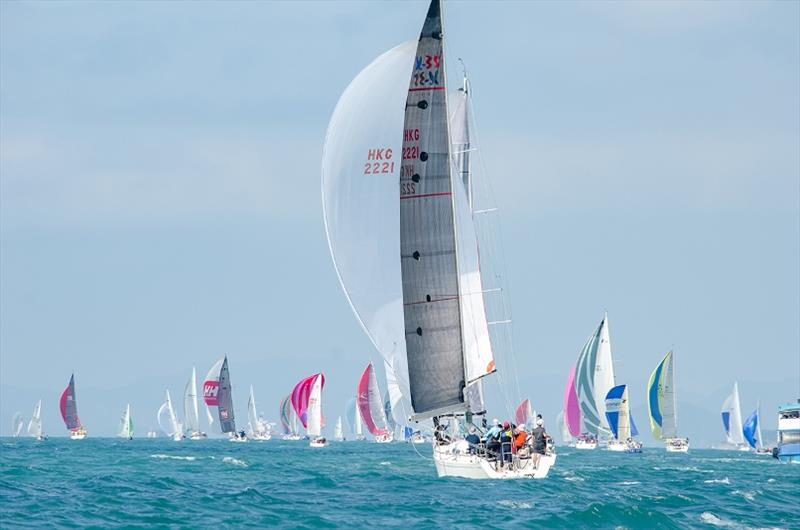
410 436 427 444
607 440 627 452
229 436 248 443
172 433 184 442
374 433 394 444
433 442 553 479
310 439 327 448
665 438 689 453
69 433 87 440
666 444 689 453
575 440 597 450
250 433 272 441
282 434 303 441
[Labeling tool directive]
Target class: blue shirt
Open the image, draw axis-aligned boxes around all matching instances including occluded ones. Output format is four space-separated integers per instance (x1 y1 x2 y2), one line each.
484 425 501 440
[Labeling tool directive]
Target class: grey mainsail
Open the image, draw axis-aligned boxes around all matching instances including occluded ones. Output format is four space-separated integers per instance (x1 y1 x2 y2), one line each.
217 357 236 433
400 0 466 418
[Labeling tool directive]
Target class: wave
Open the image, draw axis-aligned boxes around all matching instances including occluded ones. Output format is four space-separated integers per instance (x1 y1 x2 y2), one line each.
497 500 532 509
704 477 730 484
222 456 248 467
149 454 197 461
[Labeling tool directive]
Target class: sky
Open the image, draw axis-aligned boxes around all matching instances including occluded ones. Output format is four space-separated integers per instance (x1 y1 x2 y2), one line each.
1 1 798 445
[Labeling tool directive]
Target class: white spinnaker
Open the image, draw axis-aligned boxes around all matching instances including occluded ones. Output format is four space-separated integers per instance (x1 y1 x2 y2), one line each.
307 376 323 437
184 367 200 433
661 352 677 438
556 410 572 444
157 402 172 435
27 400 42 438
593 315 616 430
321 40 416 419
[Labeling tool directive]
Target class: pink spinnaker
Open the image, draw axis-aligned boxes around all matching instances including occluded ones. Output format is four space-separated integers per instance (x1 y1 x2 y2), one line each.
515 399 531 426
564 363 581 436
291 373 325 428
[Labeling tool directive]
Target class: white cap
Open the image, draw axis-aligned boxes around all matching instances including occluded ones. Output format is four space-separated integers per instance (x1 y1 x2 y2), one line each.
536 418 544 426
493 418 500 426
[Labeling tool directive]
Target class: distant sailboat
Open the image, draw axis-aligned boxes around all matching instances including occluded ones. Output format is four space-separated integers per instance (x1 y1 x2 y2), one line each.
574 315 616 443
247 385 271 440
556 410 573 446
321 0 551 479
743 402 771 455
345 397 366 441
12 412 23 438
118 404 133 440
357 363 392 443
280 394 302 441
61 374 87 439
203 356 240 440
334 416 345 441
721 382 748 451
515 399 534 429
292 373 326 446
605 384 642 453
158 390 183 441
27 400 45 441
647 351 688 452
184 367 206 439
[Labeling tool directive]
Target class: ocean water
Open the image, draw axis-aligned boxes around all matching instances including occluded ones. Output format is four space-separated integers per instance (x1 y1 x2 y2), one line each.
1 439 797 529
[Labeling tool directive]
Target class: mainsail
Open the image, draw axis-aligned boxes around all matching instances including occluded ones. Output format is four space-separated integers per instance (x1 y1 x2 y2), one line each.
118 404 133 438
279 394 295 435
563 363 582 437
60 374 82 431
27 400 43 438
334 417 344 440
605 384 632 441
574 315 616 435
357 363 390 436
647 350 677 440
721 382 745 445
307 375 324 437
184 367 200 434
247 385 267 436
204 356 235 433
556 410 572 444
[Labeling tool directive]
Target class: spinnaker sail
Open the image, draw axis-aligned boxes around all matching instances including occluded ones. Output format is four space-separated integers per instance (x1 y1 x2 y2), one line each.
605 384 631 441
515 399 533 428
357 363 389 436
574 315 616 435
647 350 677 440
563 363 582 437
292 374 325 429
743 406 760 449
60 374 82 432
307 374 324 437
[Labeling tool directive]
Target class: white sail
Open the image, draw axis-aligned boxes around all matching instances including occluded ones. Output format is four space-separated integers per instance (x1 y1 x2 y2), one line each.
322 40 416 419
556 410 572 444
157 402 172 435
721 382 745 445
383 358 408 427
354 396 363 436
756 402 763 449
593 314 616 432
661 352 677 438
118 404 132 438
167 390 181 435
334 417 344 440
184 367 200 433
307 375 323 437
12 413 23 437
247 385 267 436
27 400 43 438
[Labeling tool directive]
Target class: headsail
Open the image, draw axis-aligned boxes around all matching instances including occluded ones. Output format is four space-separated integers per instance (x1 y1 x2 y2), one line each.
574 315 615 435
721 382 745 445
27 400 43 438
647 350 677 440
184 367 200 433
515 399 533 428
357 363 390 436
604 384 631 441
119 404 133 438
556 410 572 444
60 374 82 431
12 413 23 437
743 407 759 449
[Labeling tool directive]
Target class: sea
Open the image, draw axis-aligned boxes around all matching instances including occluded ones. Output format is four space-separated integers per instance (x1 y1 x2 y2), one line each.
1 438 797 529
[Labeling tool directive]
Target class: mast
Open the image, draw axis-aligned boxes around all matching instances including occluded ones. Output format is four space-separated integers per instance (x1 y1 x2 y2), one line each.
184 367 200 433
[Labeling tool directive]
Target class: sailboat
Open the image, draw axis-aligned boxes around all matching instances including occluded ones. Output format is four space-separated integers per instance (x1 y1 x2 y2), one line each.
556 410 573 447
571 315 616 448
203 356 242 441
322 0 552 479
61 374 87 439
118 404 134 440
515 399 534 429
743 402 771 455
280 394 302 441
158 390 183 441
292 373 326 447
12 412 23 438
247 385 271 440
27 400 46 441
605 385 642 453
358 363 393 443
345 397 366 441
563 363 593 449
721 382 749 451
647 351 688 452
184 367 206 439
334 417 345 441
